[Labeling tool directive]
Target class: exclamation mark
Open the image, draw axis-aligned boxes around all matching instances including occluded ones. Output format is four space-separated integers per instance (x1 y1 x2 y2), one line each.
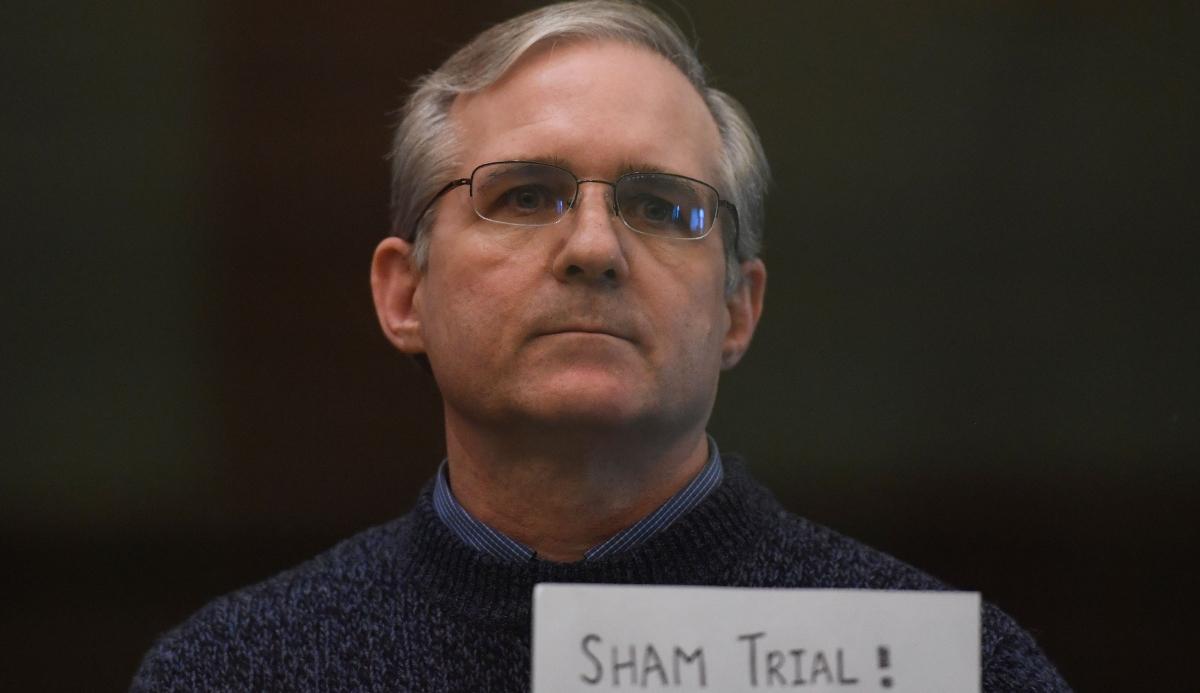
878 646 893 688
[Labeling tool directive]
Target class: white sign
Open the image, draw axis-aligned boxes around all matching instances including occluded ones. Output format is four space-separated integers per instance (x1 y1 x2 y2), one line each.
532 585 979 692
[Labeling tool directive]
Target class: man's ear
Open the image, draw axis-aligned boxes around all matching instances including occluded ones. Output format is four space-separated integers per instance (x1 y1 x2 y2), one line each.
721 258 766 370
370 237 426 354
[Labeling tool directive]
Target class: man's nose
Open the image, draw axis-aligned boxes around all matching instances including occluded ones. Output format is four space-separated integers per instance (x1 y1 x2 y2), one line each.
550 182 630 284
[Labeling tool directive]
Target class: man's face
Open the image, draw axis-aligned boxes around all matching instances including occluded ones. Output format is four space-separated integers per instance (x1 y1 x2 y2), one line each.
377 40 763 440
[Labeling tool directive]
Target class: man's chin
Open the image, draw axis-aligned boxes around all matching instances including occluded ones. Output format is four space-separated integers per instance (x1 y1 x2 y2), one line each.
545 390 648 422
507 374 656 428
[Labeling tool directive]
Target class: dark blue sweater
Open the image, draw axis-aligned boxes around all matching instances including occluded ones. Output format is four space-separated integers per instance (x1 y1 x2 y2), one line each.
132 456 1070 691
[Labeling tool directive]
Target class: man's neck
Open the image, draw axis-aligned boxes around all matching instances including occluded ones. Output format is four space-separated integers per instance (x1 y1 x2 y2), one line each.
442 415 711 563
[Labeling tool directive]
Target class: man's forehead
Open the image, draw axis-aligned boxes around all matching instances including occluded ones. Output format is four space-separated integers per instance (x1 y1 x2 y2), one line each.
447 39 722 181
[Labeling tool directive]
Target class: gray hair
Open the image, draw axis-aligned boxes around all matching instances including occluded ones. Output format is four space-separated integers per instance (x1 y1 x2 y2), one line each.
389 0 769 289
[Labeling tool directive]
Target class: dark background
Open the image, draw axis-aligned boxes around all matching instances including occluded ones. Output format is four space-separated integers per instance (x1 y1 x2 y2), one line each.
4 1 1197 689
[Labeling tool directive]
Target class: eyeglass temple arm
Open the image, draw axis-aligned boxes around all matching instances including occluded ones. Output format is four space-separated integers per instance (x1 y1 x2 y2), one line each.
401 178 471 240
719 200 741 257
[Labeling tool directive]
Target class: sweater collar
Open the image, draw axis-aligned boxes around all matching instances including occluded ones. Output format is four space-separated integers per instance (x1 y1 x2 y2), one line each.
431 436 725 562
383 453 780 623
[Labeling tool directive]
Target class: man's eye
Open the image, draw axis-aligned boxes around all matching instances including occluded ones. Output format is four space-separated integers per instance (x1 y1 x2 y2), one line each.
631 195 683 226
504 186 548 211
641 198 675 222
478 178 568 225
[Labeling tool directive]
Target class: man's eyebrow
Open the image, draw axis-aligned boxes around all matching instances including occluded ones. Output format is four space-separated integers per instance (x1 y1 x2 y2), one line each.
503 154 572 169
497 156 672 177
619 161 669 175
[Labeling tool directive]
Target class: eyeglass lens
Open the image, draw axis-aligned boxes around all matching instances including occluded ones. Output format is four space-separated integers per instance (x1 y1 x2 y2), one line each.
470 162 718 239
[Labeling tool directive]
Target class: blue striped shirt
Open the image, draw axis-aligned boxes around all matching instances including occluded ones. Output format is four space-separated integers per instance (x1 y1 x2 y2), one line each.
431 437 725 562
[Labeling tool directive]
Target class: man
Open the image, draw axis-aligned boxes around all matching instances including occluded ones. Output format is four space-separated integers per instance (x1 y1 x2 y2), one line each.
134 1 1069 690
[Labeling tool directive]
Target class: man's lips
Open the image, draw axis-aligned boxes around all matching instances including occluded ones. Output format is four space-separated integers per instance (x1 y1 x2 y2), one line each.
535 324 636 343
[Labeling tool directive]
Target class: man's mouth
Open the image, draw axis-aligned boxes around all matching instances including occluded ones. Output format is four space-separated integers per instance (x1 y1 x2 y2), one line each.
538 324 635 342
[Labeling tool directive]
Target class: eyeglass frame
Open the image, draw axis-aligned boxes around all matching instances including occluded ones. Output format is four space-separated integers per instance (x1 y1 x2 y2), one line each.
403 160 740 248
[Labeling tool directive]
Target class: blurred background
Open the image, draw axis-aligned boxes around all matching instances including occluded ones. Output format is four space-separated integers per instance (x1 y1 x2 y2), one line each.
3 1 1197 689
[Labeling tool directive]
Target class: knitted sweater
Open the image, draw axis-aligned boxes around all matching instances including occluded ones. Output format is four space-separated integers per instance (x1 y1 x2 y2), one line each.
132 456 1070 691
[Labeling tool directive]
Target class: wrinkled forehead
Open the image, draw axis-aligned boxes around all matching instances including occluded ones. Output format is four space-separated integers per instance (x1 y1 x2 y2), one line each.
448 39 723 183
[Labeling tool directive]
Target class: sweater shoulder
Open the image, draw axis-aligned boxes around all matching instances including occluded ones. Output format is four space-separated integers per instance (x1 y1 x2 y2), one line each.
716 455 942 590
980 602 1072 691
733 503 949 590
733 503 1070 690
131 515 414 690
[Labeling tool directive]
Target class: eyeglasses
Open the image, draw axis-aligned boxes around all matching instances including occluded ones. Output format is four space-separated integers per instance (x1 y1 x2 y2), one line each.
408 160 739 245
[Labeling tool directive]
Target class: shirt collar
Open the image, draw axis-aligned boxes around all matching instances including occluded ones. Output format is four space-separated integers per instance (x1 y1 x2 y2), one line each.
431 436 725 562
